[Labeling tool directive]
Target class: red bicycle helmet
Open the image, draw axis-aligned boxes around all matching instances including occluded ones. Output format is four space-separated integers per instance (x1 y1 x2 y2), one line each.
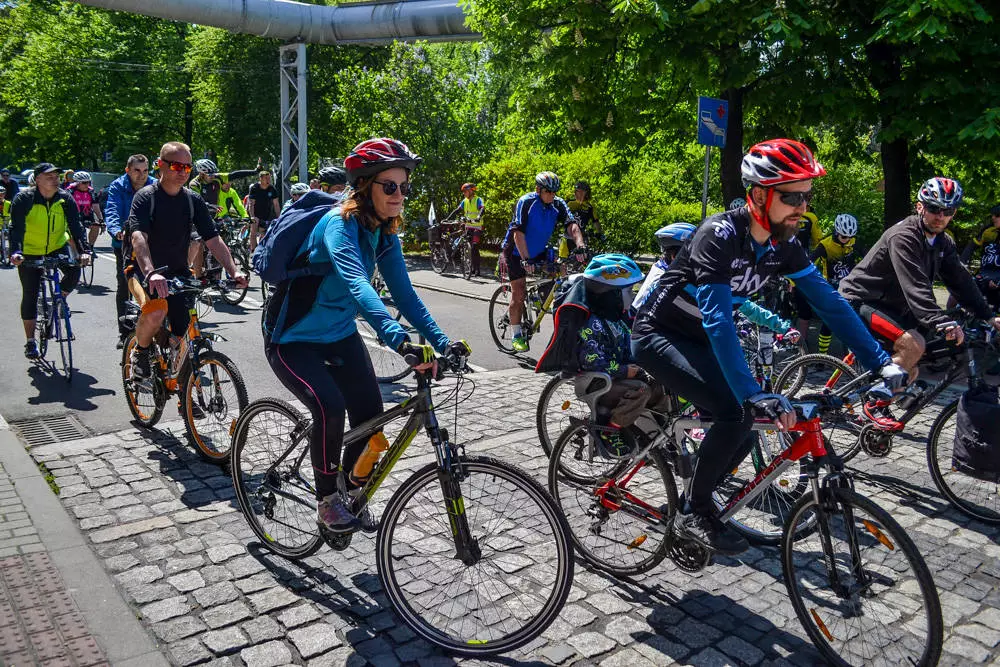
741 139 826 187
461 182 476 192
917 177 963 209
344 138 422 186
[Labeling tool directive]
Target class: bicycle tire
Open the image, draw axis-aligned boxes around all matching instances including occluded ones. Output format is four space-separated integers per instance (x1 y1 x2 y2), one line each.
260 278 270 301
488 285 517 354
0 229 8 265
430 244 447 274
230 398 323 559
774 353 864 461
782 486 942 667
548 423 675 577
927 398 1000 525
377 456 574 656
219 260 249 305
35 281 50 359
355 316 413 384
121 334 166 428
535 375 590 457
80 258 94 287
182 350 249 464
459 240 473 280
56 298 73 383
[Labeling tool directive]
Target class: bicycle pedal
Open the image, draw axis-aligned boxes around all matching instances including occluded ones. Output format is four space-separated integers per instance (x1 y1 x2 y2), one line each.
318 523 356 551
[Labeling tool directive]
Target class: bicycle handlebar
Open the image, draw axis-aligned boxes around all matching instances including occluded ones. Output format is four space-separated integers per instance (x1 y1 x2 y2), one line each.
21 256 80 269
402 350 470 378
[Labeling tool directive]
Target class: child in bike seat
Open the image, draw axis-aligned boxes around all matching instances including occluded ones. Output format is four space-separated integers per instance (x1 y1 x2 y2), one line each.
536 254 664 457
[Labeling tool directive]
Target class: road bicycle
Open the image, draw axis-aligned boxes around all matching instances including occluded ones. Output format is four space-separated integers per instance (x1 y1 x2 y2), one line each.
24 255 78 382
548 372 942 666
428 219 473 279
229 351 573 656
79 219 104 287
0 220 10 266
121 272 249 463
775 316 1000 524
488 255 581 354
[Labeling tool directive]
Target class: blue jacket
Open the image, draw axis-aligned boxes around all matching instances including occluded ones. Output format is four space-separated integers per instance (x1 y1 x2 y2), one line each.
502 192 572 259
272 210 450 351
105 173 155 249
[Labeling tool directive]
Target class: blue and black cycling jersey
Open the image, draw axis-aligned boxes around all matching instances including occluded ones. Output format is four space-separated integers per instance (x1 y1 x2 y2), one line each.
501 192 572 259
633 209 889 402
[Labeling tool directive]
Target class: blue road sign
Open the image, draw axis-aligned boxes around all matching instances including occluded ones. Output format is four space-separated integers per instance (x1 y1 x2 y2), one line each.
103 151 113 162
697 97 728 148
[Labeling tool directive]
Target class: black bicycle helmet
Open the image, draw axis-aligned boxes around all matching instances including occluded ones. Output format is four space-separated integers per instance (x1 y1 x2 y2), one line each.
318 166 348 187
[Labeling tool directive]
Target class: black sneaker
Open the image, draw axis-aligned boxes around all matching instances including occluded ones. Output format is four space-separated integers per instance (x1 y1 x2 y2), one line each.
24 340 40 360
131 347 153 380
676 512 748 555
116 336 125 350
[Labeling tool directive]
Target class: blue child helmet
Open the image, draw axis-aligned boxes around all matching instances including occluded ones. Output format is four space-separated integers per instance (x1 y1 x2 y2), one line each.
655 222 696 253
583 253 644 288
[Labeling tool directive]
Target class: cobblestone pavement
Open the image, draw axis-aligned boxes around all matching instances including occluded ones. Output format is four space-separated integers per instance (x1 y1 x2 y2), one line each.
0 462 109 666
17 368 1000 666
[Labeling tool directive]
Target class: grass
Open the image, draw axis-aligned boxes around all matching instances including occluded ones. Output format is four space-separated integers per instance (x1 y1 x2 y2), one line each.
35 461 59 496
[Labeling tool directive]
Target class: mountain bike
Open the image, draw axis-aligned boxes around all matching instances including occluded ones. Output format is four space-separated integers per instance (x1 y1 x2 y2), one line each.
548 373 942 666
24 255 78 382
121 273 249 463
775 316 1000 524
428 219 473 278
202 217 252 306
229 352 574 657
488 255 582 354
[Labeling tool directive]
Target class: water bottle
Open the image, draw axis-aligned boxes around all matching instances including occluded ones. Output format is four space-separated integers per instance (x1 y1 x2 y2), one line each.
349 432 390 486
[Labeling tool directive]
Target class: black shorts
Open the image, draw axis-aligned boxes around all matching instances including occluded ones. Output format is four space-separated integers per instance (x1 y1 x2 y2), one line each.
502 246 550 281
793 287 813 320
851 302 920 347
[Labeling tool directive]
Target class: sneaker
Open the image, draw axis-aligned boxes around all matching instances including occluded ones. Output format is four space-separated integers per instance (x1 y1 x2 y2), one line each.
676 511 748 555
116 337 125 350
595 426 630 458
863 399 904 432
24 340 40 360
511 336 529 353
348 489 379 533
131 346 153 380
317 491 361 534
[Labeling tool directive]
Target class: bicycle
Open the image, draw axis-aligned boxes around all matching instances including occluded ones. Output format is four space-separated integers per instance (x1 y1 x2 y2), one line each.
488 255 582 354
79 219 104 288
775 315 1000 524
24 255 78 382
120 272 249 463
1 220 12 266
202 216 252 306
352 267 428 384
428 219 473 279
548 372 943 666
229 351 574 656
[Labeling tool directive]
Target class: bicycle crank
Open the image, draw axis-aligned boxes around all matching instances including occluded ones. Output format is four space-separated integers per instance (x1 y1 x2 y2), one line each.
859 424 893 457
668 538 711 572
319 525 354 552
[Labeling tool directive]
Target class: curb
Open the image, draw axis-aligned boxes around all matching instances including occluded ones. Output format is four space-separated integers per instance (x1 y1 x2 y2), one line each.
411 280 497 303
0 429 169 667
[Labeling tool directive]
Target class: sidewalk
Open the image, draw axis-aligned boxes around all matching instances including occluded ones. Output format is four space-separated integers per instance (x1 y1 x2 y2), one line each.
404 256 499 302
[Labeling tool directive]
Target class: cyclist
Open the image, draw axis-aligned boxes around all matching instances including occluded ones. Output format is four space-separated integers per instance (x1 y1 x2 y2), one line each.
563 180 603 258
246 170 280 253
839 177 1000 429
309 178 321 190
446 183 485 276
790 208 824 343
123 142 248 380
502 171 587 352
215 175 249 220
1 168 20 203
106 155 155 345
262 137 471 536
68 171 104 250
189 159 258 274
60 170 75 190
631 139 903 555
1 185 9 220
961 204 1000 312
281 182 310 211
811 213 865 354
9 163 91 360
317 166 348 200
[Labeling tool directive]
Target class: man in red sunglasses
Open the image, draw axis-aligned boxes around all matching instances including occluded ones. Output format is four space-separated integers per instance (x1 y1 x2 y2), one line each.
840 177 1000 429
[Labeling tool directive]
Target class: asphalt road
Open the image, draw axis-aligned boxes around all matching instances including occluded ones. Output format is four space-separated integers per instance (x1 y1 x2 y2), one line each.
0 241 547 436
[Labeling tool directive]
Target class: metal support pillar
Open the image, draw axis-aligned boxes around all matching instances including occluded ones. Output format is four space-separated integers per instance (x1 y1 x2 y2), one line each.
279 43 308 200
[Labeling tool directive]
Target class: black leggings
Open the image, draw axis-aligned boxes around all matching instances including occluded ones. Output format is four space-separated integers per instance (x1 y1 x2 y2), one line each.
265 333 383 499
632 331 755 516
18 252 81 321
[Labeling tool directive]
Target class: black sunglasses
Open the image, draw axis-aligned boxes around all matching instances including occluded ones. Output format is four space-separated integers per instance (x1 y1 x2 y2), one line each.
924 203 956 216
372 179 412 196
773 188 814 207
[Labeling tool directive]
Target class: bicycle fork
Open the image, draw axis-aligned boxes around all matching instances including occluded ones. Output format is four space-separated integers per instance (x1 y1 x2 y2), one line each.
426 411 481 565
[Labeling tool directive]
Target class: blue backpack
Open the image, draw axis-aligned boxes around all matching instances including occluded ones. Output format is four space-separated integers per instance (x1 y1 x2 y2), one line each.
251 190 340 284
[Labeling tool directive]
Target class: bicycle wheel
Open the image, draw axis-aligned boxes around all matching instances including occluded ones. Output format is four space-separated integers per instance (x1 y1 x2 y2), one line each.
220 262 249 305
459 240 473 280
536 375 590 457
549 423 676 577
80 257 94 287
430 243 447 274
0 230 8 265
927 398 1000 524
260 278 270 301
196 292 214 320
35 282 50 359
377 456 573 656
488 285 517 353
714 430 811 545
121 335 166 427
782 487 942 667
231 398 322 559
775 353 865 461
56 298 73 383
355 317 413 383
181 351 249 463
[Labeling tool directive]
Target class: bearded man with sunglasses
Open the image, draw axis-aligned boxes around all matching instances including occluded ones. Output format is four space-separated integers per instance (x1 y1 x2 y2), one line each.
631 139 901 554
840 177 1000 429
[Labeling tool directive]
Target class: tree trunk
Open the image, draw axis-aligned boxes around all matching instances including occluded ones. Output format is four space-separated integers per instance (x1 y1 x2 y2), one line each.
865 41 910 228
720 86 745 206
184 95 194 148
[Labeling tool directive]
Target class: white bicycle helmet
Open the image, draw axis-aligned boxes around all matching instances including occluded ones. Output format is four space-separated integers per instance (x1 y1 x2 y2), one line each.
290 182 310 195
728 198 747 211
195 159 219 176
72 171 92 183
917 177 963 209
535 171 561 192
833 213 858 237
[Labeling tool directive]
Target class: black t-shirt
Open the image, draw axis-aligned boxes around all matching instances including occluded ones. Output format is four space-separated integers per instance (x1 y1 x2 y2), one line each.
247 183 279 222
2 178 19 202
125 183 218 276
633 209 811 340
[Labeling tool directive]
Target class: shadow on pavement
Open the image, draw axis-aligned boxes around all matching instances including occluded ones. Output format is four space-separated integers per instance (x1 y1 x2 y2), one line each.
136 426 239 510
26 364 115 410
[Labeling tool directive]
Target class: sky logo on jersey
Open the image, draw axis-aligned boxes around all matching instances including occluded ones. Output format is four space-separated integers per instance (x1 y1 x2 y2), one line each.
713 219 736 239
730 267 770 294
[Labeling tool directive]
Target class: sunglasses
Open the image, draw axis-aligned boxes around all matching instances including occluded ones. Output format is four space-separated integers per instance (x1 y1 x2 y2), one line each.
773 189 814 207
924 203 957 216
372 179 412 196
160 158 193 174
